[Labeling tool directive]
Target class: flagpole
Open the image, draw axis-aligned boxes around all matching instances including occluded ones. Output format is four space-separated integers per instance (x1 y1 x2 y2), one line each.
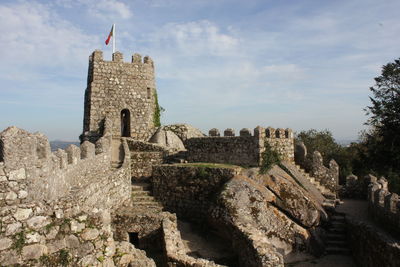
112 23 116 53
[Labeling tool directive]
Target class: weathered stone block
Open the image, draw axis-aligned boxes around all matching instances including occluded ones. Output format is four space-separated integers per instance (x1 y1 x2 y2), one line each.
209 128 220 137
0 238 12 251
22 244 48 260
13 208 32 221
66 144 80 165
240 128 251 137
112 51 123 62
27 216 50 230
8 168 26 180
81 141 95 159
55 149 68 169
224 128 235 137
81 228 100 241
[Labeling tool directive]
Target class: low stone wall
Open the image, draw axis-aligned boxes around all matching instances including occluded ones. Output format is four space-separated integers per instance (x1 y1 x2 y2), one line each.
131 152 164 179
347 216 400 267
368 178 400 237
162 214 225 267
152 165 240 221
184 127 294 167
113 207 165 250
185 136 259 166
0 201 155 266
127 139 166 179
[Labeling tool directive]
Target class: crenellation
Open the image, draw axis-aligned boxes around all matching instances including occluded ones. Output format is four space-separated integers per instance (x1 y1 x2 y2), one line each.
367 178 400 237
275 128 285 138
132 53 142 63
224 128 235 136
265 127 275 138
240 128 251 137
209 128 220 137
285 128 293 138
384 193 398 213
80 141 95 159
66 145 81 165
112 51 123 62
54 149 68 169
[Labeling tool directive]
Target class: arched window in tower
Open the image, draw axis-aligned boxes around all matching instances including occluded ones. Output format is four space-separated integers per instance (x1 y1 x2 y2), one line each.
121 109 131 137
147 87 151 99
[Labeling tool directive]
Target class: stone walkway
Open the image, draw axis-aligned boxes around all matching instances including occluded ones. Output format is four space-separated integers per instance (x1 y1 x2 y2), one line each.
286 199 370 267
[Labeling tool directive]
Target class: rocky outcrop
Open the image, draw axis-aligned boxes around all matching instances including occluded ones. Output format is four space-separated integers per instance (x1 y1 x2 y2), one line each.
163 124 206 141
211 176 310 256
262 166 327 227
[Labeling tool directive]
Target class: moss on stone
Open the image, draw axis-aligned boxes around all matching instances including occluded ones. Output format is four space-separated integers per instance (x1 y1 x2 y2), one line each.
12 231 26 253
153 91 163 127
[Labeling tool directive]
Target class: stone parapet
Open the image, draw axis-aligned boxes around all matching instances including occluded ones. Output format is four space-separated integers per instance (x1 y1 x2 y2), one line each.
184 126 294 167
368 178 400 236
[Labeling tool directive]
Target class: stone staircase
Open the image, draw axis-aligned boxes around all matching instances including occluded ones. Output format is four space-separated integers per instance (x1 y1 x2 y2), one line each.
131 181 163 211
294 164 337 209
325 213 350 255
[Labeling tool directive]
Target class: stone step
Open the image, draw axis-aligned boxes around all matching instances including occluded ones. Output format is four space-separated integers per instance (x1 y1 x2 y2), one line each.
325 246 351 255
326 240 347 247
132 195 156 202
326 233 346 241
133 202 163 207
331 215 345 222
131 183 152 191
132 190 151 196
328 227 346 235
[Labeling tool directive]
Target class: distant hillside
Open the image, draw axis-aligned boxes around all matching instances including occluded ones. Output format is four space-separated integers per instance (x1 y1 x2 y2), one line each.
50 141 80 151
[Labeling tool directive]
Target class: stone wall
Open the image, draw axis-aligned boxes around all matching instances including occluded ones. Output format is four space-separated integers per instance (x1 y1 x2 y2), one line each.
161 213 225 267
347 216 400 267
0 127 132 210
81 50 157 143
152 165 240 221
0 126 155 266
368 177 400 237
127 139 166 180
0 200 155 266
184 126 294 167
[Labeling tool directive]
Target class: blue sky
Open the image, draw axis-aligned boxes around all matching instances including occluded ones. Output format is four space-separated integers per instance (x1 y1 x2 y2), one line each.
0 0 399 141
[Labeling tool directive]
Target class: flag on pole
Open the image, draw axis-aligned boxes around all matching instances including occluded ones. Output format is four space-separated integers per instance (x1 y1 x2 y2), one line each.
105 25 114 45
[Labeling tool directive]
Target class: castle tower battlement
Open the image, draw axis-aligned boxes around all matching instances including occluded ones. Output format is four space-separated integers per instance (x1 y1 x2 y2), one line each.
81 50 157 143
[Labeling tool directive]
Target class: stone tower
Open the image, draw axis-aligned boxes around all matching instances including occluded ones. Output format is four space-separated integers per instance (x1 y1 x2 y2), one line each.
80 50 158 143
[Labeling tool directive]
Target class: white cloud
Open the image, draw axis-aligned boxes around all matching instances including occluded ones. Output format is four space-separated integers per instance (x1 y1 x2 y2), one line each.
55 0 132 20
85 0 132 20
0 1 97 73
150 20 239 56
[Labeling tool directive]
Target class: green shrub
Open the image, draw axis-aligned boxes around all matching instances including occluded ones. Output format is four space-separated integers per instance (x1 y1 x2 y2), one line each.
260 142 281 174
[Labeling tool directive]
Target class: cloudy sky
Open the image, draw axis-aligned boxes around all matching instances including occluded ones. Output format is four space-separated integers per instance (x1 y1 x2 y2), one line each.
0 0 399 141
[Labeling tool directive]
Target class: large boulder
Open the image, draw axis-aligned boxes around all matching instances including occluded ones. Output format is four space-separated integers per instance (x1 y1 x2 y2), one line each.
211 176 310 257
162 124 205 141
149 128 185 152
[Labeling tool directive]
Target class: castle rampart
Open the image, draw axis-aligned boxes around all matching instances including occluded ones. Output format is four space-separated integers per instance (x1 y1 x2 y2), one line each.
185 126 294 166
368 177 400 237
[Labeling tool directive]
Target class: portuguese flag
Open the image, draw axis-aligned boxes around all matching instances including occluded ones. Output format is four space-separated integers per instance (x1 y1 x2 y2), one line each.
105 25 114 45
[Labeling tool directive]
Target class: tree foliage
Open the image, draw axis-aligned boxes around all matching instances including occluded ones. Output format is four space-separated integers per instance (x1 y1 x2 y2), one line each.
358 58 400 192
